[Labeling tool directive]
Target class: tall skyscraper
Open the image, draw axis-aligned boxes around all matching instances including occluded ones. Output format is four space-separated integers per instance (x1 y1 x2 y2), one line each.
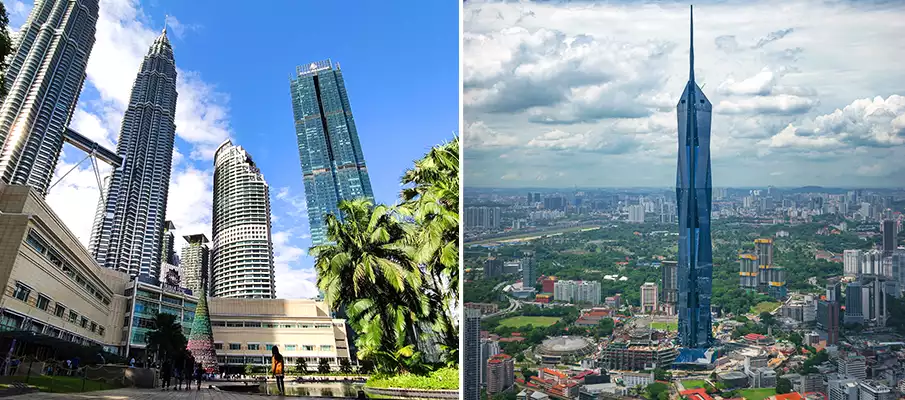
181 234 211 297
88 29 178 279
675 5 713 349
464 309 482 400
661 261 678 314
844 249 862 277
161 221 178 265
640 282 658 314
289 60 374 247
882 219 897 255
211 141 276 298
0 0 99 195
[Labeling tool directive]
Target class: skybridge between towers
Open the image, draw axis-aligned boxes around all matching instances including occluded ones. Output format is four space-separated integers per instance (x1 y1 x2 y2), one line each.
48 127 124 202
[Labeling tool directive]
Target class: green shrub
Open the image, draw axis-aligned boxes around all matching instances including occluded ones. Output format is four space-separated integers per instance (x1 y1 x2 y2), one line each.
365 367 459 390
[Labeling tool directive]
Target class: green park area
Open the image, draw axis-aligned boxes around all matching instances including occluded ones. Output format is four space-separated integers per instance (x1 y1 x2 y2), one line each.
738 388 776 400
680 379 710 390
750 301 781 314
650 321 678 331
499 316 561 328
0 375 118 393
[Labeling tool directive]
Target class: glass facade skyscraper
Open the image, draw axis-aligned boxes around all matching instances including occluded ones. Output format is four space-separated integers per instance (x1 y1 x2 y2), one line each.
289 60 374 247
676 6 714 349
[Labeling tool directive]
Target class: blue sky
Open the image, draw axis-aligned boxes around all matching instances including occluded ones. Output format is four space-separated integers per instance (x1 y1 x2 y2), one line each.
7 0 458 298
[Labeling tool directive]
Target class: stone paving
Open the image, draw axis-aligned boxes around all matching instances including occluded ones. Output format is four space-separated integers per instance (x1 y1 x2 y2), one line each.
6 387 283 399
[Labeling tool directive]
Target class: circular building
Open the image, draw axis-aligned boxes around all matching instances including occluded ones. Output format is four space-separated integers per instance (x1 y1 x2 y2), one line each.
536 336 595 364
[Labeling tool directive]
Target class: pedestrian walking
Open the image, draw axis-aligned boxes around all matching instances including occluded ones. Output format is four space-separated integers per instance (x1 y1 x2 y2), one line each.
271 345 285 395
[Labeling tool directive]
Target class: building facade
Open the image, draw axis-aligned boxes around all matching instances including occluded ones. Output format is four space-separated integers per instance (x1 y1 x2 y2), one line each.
0 184 130 355
486 354 514 394
161 221 178 265
676 7 714 349
0 0 98 195
660 261 677 315
289 60 373 247
211 141 276 298
640 282 658 314
88 29 178 280
464 309 481 400
181 234 210 297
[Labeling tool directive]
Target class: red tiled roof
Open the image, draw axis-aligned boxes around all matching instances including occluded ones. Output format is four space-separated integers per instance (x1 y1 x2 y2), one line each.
772 393 804 400
680 388 713 400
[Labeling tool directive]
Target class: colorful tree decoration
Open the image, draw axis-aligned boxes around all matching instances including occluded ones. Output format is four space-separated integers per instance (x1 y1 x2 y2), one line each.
187 285 218 373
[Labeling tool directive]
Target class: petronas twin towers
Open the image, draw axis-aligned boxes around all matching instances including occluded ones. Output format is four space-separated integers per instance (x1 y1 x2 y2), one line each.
87 29 178 279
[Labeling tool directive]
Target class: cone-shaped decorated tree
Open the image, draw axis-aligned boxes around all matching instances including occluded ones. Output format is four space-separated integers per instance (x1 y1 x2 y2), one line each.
187 285 218 373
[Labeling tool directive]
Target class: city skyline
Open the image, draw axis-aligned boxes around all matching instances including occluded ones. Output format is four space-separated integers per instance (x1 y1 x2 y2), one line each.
5 0 458 299
463 0 905 189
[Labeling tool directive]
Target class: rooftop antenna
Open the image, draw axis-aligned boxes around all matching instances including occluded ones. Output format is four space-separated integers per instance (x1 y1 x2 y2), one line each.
163 14 169 34
689 5 695 82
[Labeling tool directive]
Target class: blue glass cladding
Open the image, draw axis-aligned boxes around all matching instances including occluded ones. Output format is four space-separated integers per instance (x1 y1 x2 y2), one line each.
289 64 374 246
676 78 714 350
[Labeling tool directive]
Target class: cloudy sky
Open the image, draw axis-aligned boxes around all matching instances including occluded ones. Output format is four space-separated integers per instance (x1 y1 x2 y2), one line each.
7 0 456 298
463 0 905 188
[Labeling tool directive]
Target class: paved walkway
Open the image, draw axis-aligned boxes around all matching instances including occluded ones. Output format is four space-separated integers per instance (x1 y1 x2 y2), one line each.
7 388 274 399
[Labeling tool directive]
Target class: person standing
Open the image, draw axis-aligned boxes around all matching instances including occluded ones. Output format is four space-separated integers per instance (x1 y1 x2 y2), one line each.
161 359 172 390
271 346 285 395
194 363 203 390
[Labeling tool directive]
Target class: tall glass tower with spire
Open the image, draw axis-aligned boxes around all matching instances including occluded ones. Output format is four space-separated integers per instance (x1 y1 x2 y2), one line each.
676 5 714 349
88 29 178 280
0 0 99 196
289 60 374 247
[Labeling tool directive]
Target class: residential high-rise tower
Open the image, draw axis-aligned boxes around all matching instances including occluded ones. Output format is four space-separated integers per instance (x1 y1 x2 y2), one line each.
161 221 178 265
464 309 482 400
211 141 276 298
289 60 374 247
88 29 178 279
0 0 99 195
181 234 211 297
675 5 714 349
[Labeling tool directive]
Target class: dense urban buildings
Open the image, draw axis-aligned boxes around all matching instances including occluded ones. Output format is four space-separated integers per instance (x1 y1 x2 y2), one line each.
289 60 374 247
0 0 98 196
465 206 503 230
675 6 713 349
553 280 601 305
88 29 178 280
211 141 276 299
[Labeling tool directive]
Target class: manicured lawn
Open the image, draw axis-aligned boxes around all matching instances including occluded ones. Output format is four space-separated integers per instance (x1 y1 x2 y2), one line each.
365 367 458 390
681 379 710 390
750 301 781 314
0 375 119 393
650 321 678 331
499 316 560 328
738 388 776 400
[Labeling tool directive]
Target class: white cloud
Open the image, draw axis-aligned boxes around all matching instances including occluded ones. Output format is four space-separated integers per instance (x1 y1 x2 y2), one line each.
464 0 905 187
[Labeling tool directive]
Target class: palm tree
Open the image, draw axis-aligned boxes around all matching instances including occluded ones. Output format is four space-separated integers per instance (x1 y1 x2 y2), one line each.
145 313 187 365
310 199 427 369
398 137 460 358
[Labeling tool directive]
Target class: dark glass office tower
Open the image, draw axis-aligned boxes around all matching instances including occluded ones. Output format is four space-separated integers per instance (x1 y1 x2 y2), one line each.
289 60 374 247
676 5 714 349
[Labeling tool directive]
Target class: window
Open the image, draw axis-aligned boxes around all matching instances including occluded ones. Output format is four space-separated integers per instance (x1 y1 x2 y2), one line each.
214 343 223 350
265 344 275 351
80 317 88 328
54 304 65 318
90 322 97 333
285 345 297 351
211 321 226 327
248 344 260 351
320 345 332 351
226 321 243 327
98 327 105 336
68 311 78 323
229 343 241 350
25 233 46 253
13 283 30 302
245 322 261 328
303 345 314 351
36 295 50 311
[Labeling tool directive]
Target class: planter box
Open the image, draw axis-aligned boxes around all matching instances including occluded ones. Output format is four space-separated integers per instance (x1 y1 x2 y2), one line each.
364 386 459 399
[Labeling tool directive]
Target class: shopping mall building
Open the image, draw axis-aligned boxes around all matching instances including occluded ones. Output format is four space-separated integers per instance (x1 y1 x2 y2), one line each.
0 184 350 372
